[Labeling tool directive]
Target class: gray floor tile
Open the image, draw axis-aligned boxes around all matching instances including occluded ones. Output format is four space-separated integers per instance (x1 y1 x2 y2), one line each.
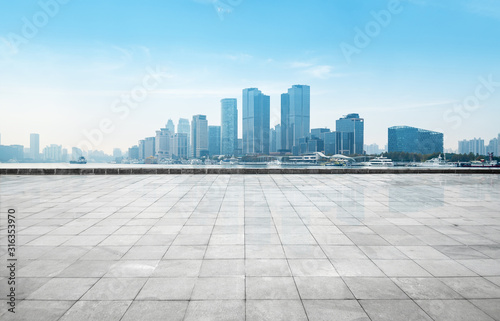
393 277 463 299
344 277 408 299
121 301 188 321
191 277 245 300
136 278 196 300
246 300 308 321
59 301 131 321
303 300 371 321
184 300 245 321
81 278 147 300
295 277 353 299
417 299 495 321
246 277 300 299
245 259 292 276
152 260 203 277
360 300 433 321
27 278 99 300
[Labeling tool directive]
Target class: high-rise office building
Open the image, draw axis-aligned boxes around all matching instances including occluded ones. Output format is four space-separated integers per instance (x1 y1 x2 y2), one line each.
221 98 238 156
43 144 62 161
113 148 122 158
281 85 310 152
459 138 486 155
323 131 354 155
166 119 175 133
388 126 443 154
208 126 221 156
487 138 498 156
155 127 172 160
242 88 270 155
128 146 139 160
30 133 39 160
178 118 190 157
171 133 188 159
336 114 364 155
138 140 145 160
191 115 209 158
270 125 281 153
144 137 156 158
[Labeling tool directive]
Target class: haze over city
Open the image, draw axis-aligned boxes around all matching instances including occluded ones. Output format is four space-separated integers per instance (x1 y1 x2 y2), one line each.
1 0 500 153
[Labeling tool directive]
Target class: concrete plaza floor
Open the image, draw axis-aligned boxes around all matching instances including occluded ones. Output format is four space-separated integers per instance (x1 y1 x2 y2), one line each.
0 174 499 321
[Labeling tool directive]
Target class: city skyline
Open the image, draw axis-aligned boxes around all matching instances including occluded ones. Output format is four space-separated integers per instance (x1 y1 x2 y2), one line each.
1 1 499 152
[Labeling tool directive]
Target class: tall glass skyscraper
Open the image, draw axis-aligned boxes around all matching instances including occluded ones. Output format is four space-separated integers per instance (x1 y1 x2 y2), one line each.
221 98 238 156
208 126 221 156
388 126 443 154
281 85 310 152
166 119 175 133
242 88 270 155
336 113 364 155
30 133 39 160
178 118 190 157
191 115 208 158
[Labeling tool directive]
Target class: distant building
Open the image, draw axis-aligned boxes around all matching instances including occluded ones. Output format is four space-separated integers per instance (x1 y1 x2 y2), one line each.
30 133 40 160
166 119 175 133
236 139 243 156
128 145 139 160
0 145 24 162
243 88 270 155
270 125 281 153
487 138 498 156
113 148 122 158
208 126 221 156
365 143 382 155
459 138 486 155
388 126 443 154
221 98 238 156
191 115 209 158
72 147 83 160
178 118 191 157
43 144 62 161
144 137 156 158
281 85 310 152
323 132 354 155
138 140 146 160
171 133 188 159
336 114 364 155
155 127 172 160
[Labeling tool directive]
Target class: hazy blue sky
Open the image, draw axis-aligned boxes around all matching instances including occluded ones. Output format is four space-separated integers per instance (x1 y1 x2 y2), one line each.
1 0 499 152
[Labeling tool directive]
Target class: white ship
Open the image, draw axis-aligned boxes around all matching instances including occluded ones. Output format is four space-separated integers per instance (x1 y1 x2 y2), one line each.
368 157 394 167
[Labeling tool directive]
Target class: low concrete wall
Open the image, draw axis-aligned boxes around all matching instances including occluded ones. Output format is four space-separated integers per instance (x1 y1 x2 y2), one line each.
1 167 500 175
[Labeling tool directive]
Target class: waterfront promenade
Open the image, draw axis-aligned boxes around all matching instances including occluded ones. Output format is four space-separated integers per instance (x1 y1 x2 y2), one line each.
1 174 499 320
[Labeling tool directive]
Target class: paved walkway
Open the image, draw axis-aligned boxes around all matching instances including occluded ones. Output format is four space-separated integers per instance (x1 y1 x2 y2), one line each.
0 174 499 320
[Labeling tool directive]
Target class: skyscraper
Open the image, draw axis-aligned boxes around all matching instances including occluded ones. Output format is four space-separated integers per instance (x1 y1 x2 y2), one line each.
30 133 39 160
178 118 191 157
166 119 175 133
221 98 238 156
208 126 221 156
144 137 156 158
191 115 209 158
242 88 270 155
388 126 443 154
171 133 188 159
155 127 172 160
280 93 290 151
458 138 486 155
336 114 364 155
